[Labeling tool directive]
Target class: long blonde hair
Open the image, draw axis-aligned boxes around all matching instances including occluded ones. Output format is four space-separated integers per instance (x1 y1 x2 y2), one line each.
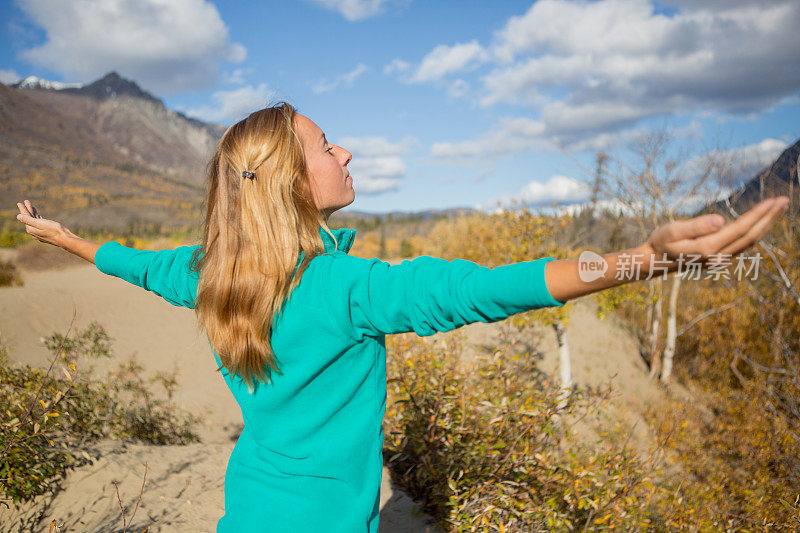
189 102 333 392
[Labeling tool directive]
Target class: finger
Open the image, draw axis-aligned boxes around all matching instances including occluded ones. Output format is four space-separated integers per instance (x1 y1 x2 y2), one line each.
16 212 41 229
662 212 730 244
689 198 787 259
16 201 33 217
679 197 788 253
25 200 39 218
661 198 780 257
718 199 788 255
663 197 775 246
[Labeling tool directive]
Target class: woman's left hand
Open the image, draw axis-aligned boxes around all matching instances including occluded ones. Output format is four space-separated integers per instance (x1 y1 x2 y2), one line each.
640 196 790 273
15 200 69 247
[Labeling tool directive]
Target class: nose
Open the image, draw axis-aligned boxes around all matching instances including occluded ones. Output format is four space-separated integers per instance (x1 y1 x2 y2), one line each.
338 146 352 166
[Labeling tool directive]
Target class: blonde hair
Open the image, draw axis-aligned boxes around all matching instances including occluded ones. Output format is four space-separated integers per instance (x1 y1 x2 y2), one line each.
189 102 334 392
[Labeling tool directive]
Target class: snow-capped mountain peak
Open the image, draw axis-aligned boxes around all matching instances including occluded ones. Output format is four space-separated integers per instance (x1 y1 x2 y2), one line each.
12 75 83 91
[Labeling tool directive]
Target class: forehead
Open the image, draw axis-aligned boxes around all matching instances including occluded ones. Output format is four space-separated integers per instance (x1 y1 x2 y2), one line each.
293 113 323 144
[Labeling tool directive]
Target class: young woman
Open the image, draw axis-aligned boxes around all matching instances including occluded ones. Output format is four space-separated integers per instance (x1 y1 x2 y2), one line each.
15 102 789 532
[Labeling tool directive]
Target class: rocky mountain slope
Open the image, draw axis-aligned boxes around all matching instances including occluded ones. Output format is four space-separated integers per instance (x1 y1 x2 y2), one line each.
1 72 224 231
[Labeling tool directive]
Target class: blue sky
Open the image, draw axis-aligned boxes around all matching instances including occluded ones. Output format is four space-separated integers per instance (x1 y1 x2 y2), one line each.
1 0 799 215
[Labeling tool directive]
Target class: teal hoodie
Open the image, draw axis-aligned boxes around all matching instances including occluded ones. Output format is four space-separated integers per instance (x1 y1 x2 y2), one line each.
93 226 565 532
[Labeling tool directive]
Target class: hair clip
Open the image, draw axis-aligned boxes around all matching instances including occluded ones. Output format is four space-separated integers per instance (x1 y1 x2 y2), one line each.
241 170 256 180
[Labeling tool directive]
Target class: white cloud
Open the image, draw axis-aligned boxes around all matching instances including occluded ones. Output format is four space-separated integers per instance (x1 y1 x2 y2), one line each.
350 157 406 177
383 59 410 76
0 69 20 84
307 0 406 21
476 174 592 211
447 79 469 99
483 0 800 125
409 41 489 83
183 83 275 124
225 68 250 85
733 139 788 171
431 117 549 159
432 114 704 162
662 0 761 10
339 135 417 194
341 135 416 156
16 0 246 94
683 138 789 189
491 0 674 63
313 63 368 94
352 177 403 194
407 0 800 151
519 175 591 205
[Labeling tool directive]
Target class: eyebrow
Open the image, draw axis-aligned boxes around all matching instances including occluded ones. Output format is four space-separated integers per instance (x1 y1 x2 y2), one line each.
320 133 327 146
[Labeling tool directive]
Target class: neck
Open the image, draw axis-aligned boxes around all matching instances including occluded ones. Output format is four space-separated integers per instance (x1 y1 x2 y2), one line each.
319 207 336 225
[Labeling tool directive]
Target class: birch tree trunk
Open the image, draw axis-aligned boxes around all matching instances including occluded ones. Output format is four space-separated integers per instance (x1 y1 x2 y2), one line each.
660 272 683 384
648 277 663 379
552 320 572 410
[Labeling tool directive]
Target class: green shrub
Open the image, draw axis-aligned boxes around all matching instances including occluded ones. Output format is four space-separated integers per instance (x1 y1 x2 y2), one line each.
0 230 28 249
0 321 200 506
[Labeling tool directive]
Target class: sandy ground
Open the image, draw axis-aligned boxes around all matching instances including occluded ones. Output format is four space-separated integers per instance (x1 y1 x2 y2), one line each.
0 248 665 532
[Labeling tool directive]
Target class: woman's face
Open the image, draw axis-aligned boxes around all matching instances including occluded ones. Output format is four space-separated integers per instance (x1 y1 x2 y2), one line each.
294 113 354 220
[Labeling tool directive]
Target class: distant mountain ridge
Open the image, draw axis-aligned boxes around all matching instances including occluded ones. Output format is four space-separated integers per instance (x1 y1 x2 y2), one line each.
11 71 223 139
338 207 476 221
15 71 166 105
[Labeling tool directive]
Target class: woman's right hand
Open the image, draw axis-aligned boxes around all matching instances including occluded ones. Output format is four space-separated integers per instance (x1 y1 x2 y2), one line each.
15 200 69 247
641 196 790 272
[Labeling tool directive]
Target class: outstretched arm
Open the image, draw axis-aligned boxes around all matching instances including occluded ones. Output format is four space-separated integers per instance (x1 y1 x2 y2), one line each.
324 196 789 340
544 196 790 302
16 200 100 263
324 253 565 340
15 199 199 309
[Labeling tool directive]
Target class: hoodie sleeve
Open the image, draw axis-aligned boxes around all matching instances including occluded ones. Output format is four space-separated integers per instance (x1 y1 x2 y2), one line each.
324 254 565 339
94 241 200 309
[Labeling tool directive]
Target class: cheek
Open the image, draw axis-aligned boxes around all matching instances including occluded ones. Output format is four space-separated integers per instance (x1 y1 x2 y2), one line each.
324 160 343 184
307 159 328 184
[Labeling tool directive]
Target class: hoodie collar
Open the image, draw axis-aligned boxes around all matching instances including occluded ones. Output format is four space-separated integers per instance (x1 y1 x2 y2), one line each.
318 225 356 254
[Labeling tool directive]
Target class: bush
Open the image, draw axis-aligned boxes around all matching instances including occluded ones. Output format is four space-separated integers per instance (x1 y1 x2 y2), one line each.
0 260 23 288
645 385 800 530
0 321 200 506
0 230 28 249
383 331 671 531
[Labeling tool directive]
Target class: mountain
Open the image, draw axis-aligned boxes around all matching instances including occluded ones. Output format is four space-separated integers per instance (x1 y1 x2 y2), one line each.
11 75 82 91
1 72 228 232
57 71 160 104
10 71 226 155
706 138 800 216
